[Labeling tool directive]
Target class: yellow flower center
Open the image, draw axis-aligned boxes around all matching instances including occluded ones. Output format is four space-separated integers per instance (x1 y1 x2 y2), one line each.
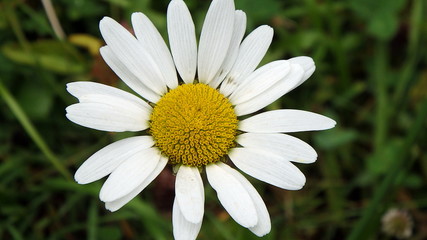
150 83 238 167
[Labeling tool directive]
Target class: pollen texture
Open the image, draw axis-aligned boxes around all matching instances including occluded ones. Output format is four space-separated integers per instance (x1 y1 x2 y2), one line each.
150 83 238 167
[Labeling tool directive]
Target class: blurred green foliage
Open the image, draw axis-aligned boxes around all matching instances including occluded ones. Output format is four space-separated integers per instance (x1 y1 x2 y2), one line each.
0 0 426 239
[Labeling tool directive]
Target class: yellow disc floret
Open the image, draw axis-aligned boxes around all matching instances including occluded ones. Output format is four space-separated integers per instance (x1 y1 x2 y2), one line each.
150 83 238 167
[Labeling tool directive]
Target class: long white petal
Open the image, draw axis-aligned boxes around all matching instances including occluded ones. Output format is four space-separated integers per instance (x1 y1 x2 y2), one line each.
239 109 337 133
105 155 168 211
289 56 315 82
75 136 154 184
132 12 178 89
229 60 290 105
99 148 161 202
66 94 150 132
237 133 317 164
99 17 167 95
234 64 304 116
209 10 247 89
198 0 235 84
167 0 197 84
67 81 147 107
206 163 258 228
176 166 204 224
99 46 160 103
173 197 202 240
78 93 151 116
220 25 273 96
67 81 152 112
229 147 306 190
220 163 271 236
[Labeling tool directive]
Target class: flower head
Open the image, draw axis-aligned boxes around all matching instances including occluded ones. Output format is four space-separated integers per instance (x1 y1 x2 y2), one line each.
381 208 413 239
66 0 336 239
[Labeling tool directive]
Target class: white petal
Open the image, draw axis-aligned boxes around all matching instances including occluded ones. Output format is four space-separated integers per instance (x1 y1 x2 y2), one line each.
167 0 197 84
206 163 258 228
198 0 235 84
105 155 168 211
220 25 273 96
99 148 161 202
289 56 315 82
229 147 306 190
176 166 204 224
99 17 167 95
66 94 150 132
77 94 151 117
99 46 160 103
75 136 154 184
66 81 152 112
173 197 202 240
132 12 178 89
220 163 271 236
229 60 291 105
209 10 247 89
237 133 317 164
234 63 304 116
239 109 337 133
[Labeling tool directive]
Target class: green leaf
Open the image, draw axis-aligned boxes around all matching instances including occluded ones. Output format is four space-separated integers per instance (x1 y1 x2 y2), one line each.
17 81 54 120
104 0 131 8
63 0 107 19
235 0 281 26
314 128 358 150
366 140 401 175
1 40 86 74
367 13 399 40
348 0 405 39
98 227 122 240
348 0 405 19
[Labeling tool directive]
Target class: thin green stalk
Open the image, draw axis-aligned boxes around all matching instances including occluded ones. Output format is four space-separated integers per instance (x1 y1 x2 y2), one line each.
373 42 389 152
0 81 71 180
6 225 24 240
320 152 344 223
393 0 424 105
4 1 31 53
5 2 72 104
41 0 66 40
87 199 98 240
326 0 350 88
347 98 427 240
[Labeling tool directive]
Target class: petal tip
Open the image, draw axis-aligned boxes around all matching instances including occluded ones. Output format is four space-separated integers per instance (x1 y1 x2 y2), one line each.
252 228 271 237
168 0 185 9
74 168 91 185
105 203 119 212
327 118 337 129
261 25 274 35
99 184 116 202
65 82 73 89
74 173 83 184
295 175 307 190
99 16 112 26
131 12 143 17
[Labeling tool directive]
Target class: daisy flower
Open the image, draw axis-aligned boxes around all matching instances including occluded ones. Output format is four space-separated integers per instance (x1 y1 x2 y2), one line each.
66 0 336 239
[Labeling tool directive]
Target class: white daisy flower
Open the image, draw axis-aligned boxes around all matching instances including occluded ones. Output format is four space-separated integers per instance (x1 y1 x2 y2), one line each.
66 0 336 239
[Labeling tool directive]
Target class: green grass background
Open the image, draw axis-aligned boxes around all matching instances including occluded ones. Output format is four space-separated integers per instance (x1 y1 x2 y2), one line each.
1 0 426 239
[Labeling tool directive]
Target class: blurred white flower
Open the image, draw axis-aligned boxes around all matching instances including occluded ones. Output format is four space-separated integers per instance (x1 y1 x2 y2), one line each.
382 208 413 239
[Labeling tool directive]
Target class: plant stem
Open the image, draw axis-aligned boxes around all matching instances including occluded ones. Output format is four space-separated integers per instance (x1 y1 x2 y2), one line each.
373 42 388 152
41 0 66 40
0 81 71 180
